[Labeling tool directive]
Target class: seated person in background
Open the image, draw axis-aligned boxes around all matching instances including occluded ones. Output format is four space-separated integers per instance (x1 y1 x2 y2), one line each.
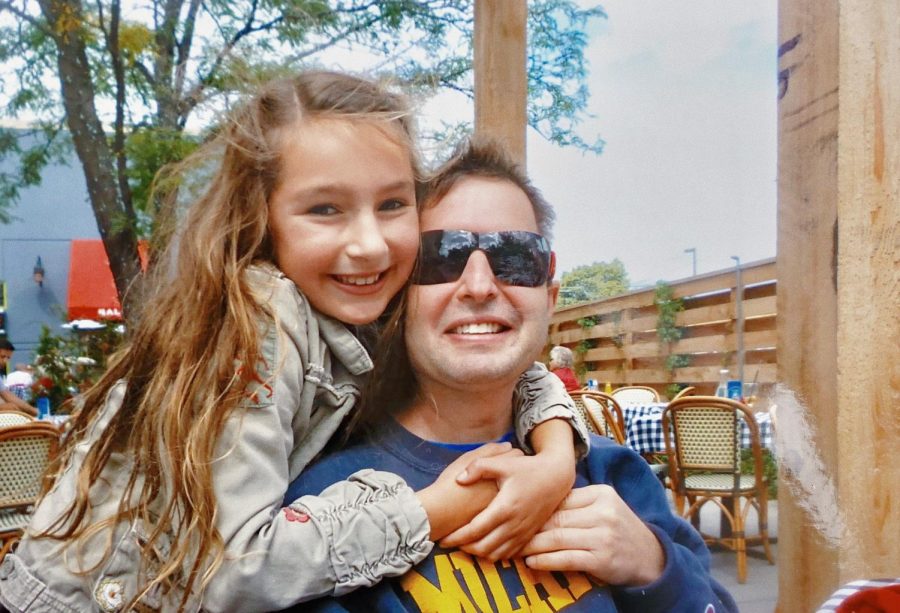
0 340 37 416
6 363 35 389
285 140 736 612
549 344 581 391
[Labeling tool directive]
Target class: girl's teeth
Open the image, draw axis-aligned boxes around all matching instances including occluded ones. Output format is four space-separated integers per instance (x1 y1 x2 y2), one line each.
454 322 502 335
338 274 380 286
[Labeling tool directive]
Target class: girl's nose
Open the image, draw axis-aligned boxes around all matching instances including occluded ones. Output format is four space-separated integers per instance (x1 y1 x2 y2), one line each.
345 213 389 261
455 251 499 302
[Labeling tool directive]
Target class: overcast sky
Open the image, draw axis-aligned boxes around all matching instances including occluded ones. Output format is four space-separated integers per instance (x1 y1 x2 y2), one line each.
522 0 779 287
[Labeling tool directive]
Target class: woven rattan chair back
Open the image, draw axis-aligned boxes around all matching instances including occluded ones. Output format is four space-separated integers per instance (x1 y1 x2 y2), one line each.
0 422 59 510
610 385 660 405
0 411 34 427
670 404 741 472
568 391 625 444
661 395 773 583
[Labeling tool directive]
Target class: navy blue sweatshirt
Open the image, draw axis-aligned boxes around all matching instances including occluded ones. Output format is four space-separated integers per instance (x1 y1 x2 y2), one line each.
284 421 737 613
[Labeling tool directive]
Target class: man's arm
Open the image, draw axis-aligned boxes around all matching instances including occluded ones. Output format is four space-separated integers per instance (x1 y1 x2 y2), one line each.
521 444 738 613
0 390 37 416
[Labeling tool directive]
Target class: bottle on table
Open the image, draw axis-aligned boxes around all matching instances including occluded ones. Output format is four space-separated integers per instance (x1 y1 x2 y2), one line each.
37 396 51 419
604 381 613 394
715 369 729 397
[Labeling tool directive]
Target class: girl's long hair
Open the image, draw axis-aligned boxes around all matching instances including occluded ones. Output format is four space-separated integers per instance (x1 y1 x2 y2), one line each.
36 71 419 608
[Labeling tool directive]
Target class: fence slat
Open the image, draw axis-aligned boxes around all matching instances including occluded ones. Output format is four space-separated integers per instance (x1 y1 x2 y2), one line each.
550 258 777 398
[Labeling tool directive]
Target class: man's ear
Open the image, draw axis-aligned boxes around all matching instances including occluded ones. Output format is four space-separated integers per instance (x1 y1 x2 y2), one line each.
548 251 557 280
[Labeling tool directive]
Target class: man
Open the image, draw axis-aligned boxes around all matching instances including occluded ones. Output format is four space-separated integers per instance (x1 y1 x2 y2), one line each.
285 140 736 612
0 340 37 416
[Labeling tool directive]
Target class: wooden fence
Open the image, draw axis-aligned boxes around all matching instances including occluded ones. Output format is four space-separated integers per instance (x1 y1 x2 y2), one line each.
547 258 777 398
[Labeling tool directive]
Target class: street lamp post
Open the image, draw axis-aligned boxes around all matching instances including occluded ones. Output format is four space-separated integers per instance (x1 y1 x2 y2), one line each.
684 247 697 277
731 255 744 387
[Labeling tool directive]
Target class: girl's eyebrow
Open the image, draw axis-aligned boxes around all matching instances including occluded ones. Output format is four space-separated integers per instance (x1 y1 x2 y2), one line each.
291 179 415 199
375 179 416 195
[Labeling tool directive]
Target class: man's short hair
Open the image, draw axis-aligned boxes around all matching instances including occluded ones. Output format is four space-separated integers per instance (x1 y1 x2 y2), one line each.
424 138 556 240
0 340 14 352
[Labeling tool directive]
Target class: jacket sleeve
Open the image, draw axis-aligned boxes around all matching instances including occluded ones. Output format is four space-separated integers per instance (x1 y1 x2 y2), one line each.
201 327 431 611
512 362 590 458
603 447 739 613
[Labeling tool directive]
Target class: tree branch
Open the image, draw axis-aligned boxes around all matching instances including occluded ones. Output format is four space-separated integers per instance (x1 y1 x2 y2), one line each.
0 1 50 33
173 0 201 101
103 0 135 218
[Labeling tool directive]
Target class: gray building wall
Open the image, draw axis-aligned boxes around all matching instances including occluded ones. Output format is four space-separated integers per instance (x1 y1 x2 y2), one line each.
0 137 97 360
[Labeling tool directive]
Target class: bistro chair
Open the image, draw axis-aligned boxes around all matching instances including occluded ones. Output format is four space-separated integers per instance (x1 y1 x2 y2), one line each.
0 410 34 427
611 385 660 405
568 390 626 444
671 386 697 401
661 395 774 583
0 422 60 559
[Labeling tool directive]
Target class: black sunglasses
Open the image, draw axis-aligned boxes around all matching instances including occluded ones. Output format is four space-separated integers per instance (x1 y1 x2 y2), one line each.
414 229 552 287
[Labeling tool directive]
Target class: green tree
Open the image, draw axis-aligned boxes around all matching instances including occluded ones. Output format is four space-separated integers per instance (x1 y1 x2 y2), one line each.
558 259 629 306
0 0 605 314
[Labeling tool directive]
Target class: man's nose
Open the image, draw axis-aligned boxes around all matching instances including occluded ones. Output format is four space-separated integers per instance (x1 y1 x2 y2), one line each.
455 251 499 301
344 212 389 261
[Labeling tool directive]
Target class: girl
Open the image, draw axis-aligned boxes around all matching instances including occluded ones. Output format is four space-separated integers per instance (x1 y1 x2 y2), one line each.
0 72 585 612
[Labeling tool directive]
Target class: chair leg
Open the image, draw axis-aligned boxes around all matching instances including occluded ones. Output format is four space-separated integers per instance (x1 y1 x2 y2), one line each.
758 491 775 564
734 498 747 584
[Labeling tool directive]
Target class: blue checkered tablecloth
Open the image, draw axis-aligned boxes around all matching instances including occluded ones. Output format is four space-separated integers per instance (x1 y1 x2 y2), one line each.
620 402 666 423
816 578 900 611
624 406 774 456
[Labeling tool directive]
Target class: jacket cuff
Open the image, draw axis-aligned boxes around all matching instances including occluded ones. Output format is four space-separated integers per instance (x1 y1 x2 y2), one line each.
514 362 590 458
293 469 433 595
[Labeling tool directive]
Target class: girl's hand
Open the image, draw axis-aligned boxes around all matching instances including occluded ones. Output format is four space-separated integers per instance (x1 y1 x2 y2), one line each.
439 442 576 560
520 485 666 586
416 442 519 541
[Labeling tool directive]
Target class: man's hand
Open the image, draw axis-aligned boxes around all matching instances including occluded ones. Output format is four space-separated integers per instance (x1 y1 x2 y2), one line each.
520 484 666 586
439 442 576 560
416 442 520 541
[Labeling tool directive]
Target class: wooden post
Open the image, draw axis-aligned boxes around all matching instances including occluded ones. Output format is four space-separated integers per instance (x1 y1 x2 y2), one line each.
474 0 527 166
777 1 900 610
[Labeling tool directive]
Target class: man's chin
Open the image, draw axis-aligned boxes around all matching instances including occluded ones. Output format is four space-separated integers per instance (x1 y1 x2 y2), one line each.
444 359 533 387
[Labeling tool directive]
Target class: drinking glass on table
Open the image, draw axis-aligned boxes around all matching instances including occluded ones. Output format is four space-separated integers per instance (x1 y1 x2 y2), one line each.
744 382 758 407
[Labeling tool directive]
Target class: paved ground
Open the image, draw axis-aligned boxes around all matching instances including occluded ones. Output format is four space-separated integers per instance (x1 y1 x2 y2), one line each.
697 497 779 612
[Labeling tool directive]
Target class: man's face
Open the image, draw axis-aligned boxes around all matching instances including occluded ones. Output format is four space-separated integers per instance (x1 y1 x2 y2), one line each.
405 176 558 393
0 349 11 368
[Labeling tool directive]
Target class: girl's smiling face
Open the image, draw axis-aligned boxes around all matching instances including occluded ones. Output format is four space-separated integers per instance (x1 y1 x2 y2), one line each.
268 118 419 325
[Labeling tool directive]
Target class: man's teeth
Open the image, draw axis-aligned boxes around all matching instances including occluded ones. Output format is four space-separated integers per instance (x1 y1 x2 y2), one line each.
337 274 380 286
454 322 502 335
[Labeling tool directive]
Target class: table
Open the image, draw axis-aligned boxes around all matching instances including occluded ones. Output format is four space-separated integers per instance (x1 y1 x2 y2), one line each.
622 403 774 456
41 414 71 428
